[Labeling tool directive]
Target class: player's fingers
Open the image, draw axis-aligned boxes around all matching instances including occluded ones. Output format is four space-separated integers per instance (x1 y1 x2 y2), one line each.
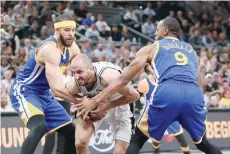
75 103 83 108
83 111 90 120
91 108 99 114
77 109 85 117
75 97 84 102
84 113 90 120
70 106 78 113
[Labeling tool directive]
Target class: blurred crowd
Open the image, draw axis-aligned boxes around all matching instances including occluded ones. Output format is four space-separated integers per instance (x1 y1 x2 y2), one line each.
1 1 230 112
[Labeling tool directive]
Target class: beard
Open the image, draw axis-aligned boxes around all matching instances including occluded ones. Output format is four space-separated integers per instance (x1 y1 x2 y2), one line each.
60 34 73 47
77 72 92 87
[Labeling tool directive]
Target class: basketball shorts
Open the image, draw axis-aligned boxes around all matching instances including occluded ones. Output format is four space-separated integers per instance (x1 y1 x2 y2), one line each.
137 80 206 144
10 81 72 134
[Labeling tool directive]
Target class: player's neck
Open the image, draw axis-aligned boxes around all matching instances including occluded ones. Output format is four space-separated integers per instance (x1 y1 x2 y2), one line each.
165 34 178 39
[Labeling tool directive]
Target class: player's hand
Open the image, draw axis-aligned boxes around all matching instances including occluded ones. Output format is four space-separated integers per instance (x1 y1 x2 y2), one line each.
75 97 97 120
70 104 78 113
90 101 108 119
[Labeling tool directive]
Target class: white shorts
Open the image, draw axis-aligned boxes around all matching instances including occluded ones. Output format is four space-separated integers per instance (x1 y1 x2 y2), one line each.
93 118 132 143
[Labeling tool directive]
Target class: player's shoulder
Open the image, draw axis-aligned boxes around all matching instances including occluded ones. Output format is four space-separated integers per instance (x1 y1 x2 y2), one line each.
40 42 59 55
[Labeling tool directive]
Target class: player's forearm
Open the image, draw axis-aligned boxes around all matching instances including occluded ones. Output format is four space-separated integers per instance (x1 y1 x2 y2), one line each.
53 88 80 104
94 79 126 105
106 96 138 110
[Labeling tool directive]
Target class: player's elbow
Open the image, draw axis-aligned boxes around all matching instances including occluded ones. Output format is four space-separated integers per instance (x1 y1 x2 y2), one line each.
51 86 63 97
128 89 140 103
51 88 59 97
132 89 140 102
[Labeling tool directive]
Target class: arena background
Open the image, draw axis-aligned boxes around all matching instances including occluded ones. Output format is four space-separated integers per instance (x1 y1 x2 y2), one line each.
1 1 230 154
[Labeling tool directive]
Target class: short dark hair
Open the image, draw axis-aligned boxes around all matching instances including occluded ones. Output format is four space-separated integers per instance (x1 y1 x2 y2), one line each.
162 17 180 37
55 14 75 23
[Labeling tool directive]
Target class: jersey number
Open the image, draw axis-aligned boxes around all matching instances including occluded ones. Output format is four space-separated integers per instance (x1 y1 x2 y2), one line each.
174 52 188 65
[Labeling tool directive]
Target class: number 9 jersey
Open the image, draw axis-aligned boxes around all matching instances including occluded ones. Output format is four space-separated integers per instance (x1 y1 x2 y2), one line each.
151 37 198 84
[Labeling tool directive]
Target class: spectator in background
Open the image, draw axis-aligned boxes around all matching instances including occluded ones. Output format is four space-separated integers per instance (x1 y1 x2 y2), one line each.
212 30 219 42
123 6 139 23
40 1 51 18
141 17 155 39
82 12 94 27
168 10 175 18
220 52 229 65
155 1 166 21
219 90 230 108
25 1 37 17
223 17 230 40
1 70 13 93
41 19 53 39
204 73 219 94
186 11 196 26
17 47 27 62
10 56 19 71
93 43 105 58
28 20 40 40
208 95 220 108
143 2 156 22
3 7 15 25
200 14 211 26
123 6 140 31
121 25 132 41
95 14 110 32
189 30 203 50
74 2 88 21
24 38 35 56
8 26 20 55
1 56 9 79
99 24 110 40
181 19 190 42
216 32 228 47
82 40 93 57
13 1 25 14
202 31 216 47
111 25 122 41
85 24 100 41
56 2 63 15
0 91 14 112
28 10 40 26
63 2 75 17
176 10 184 26
211 22 222 35
106 43 116 61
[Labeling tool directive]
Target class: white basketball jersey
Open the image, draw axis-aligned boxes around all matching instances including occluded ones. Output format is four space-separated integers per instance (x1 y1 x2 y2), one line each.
78 62 133 121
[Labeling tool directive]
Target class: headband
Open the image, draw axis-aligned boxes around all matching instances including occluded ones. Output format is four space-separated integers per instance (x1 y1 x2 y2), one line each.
54 21 76 29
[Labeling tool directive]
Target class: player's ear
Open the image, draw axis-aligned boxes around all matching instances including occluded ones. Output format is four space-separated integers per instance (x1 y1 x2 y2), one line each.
89 65 94 71
164 28 169 36
55 28 60 35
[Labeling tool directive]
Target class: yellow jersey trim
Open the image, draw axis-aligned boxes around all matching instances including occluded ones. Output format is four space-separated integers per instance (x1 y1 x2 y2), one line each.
35 42 57 66
165 36 179 40
151 41 160 63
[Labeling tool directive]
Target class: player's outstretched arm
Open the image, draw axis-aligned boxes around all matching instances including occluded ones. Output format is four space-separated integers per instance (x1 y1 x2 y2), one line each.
76 42 158 118
99 68 140 110
92 44 156 105
43 44 81 104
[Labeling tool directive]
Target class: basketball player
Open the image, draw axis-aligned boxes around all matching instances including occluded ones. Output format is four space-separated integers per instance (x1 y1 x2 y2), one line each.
76 17 223 154
10 14 81 154
65 54 139 154
132 64 190 154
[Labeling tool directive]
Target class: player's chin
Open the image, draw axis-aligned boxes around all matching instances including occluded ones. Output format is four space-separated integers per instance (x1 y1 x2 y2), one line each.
65 41 73 47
